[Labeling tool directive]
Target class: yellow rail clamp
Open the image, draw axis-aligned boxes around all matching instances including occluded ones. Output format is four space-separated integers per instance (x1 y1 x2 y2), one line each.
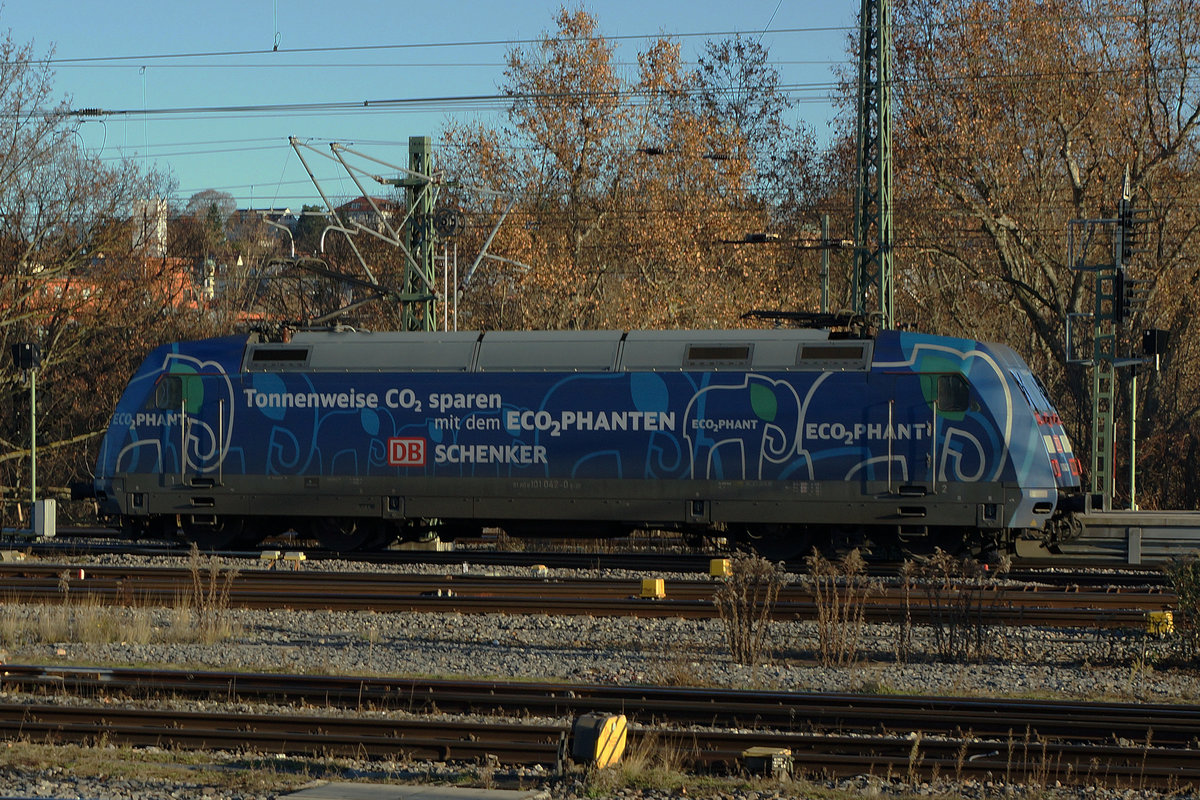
709 558 731 578
1147 610 1174 636
283 551 307 570
640 578 666 599
259 550 281 562
571 712 627 768
742 746 792 778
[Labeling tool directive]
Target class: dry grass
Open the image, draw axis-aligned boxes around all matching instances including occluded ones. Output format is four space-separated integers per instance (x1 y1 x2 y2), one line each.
582 730 868 799
584 729 695 795
0 547 240 651
0 593 156 649
653 646 706 687
186 544 240 644
0 739 331 795
916 549 1010 663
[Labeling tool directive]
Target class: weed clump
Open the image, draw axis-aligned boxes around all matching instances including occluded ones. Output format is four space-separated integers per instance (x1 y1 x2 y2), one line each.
0 545 240 651
915 548 1010 663
805 548 872 667
186 544 240 645
1165 555 1200 661
712 551 786 667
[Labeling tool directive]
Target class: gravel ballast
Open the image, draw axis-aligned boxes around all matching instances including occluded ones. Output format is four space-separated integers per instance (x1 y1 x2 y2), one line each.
0 552 1197 800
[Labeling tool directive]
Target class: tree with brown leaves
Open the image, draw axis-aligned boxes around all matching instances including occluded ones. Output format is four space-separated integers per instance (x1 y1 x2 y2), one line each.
440 9 819 331
890 0 1200 507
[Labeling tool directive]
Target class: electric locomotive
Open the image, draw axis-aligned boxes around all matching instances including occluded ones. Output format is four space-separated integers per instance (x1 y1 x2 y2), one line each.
90 326 1082 556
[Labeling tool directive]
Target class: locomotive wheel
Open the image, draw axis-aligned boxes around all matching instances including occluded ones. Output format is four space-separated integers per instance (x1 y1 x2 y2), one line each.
181 516 247 551
738 524 814 563
308 517 391 552
141 515 181 542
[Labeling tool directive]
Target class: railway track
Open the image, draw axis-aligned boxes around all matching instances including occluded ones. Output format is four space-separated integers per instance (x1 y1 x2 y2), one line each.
2 665 1197 787
0 563 1176 626
3 664 1197 747
11 532 1177 586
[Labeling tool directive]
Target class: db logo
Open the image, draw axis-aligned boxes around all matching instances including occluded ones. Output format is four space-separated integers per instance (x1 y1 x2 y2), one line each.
388 437 426 466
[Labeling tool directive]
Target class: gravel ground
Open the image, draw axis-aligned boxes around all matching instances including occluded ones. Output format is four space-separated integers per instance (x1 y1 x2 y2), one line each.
1 552 1198 800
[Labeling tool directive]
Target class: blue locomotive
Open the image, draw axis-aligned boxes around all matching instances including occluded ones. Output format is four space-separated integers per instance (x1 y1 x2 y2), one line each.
90 327 1083 556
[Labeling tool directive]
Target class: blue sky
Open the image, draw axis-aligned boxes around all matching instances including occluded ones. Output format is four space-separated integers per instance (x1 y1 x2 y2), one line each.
3 1 856 210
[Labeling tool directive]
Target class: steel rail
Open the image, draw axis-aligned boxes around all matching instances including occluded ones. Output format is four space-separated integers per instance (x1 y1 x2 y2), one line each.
0 700 1195 787
19 536 721 572
0 562 1173 601
0 564 1175 625
686 732 1198 784
0 587 1167 627
18 534 1182 578
0 702 565 764
4 665 1198 748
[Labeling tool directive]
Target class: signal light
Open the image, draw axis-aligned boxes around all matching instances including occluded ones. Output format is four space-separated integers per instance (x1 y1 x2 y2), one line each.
1123 276 1150 318
1143 328 1169 356
1114 268 1150 323
10 342 40 370
1116 198 1149 266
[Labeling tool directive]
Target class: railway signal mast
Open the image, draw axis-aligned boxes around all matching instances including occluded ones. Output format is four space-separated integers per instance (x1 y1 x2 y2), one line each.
1068 171 1160 512
6 342 54 538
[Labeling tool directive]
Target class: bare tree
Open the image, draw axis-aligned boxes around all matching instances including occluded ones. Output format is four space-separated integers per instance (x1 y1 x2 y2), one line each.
0 30 204 524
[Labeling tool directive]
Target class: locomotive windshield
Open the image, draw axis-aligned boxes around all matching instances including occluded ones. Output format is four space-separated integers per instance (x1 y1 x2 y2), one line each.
1009 368 1080 488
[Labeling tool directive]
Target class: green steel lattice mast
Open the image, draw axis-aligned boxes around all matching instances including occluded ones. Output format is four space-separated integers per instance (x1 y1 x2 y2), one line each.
851 0 895 330
402 136 437 332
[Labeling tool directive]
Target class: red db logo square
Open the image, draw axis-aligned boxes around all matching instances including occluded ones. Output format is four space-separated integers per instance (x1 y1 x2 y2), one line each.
388 437 426 466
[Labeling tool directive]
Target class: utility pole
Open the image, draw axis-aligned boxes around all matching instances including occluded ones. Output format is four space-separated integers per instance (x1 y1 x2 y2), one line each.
820 214 831 314
292 136 515 333
851 0 894 330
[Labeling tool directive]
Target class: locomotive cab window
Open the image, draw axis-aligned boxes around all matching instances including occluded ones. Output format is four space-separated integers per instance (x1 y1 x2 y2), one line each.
154 375 183 410
936 374 970 413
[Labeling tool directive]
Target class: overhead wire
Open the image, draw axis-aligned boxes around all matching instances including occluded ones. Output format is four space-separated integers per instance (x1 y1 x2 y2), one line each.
59 76 841 118
26 7 1186 69
37 15 1197 213
29 26 848 66
50 59 842 70
49 54 1192 126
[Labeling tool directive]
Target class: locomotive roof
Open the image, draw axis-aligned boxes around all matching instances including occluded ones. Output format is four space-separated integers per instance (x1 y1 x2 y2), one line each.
246 328 874 373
